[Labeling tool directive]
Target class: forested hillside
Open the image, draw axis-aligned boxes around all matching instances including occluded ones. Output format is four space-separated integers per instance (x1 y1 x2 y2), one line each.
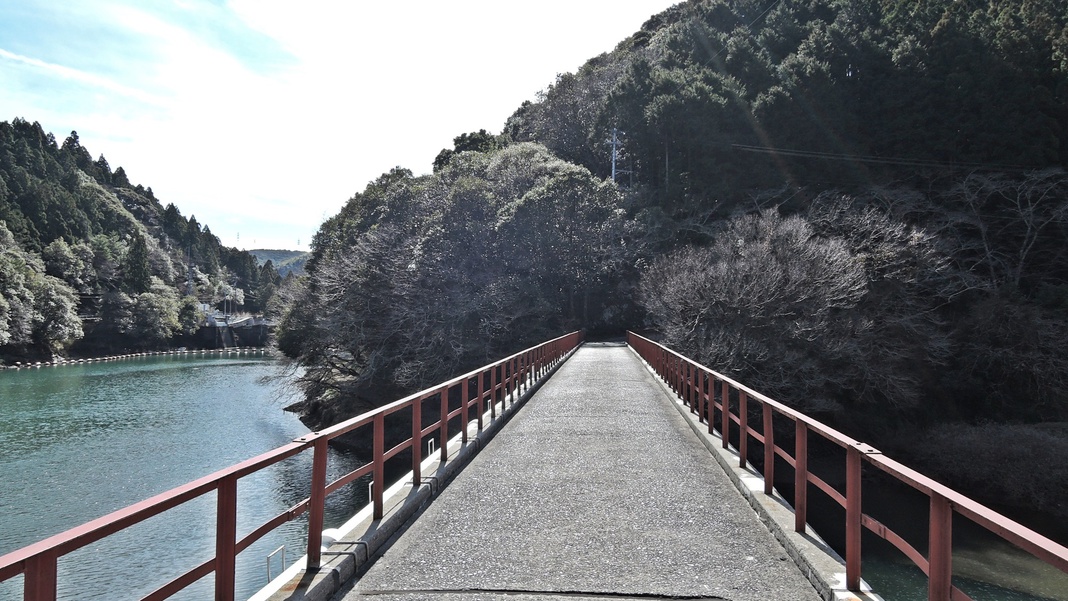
281 0 1067 519
508 0 1068 200
249 249 309 277
0 118 281 360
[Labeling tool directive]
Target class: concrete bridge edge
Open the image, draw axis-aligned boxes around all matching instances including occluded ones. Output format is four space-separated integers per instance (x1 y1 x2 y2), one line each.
627 345 888 601
253 343 585 601
629 345 885 601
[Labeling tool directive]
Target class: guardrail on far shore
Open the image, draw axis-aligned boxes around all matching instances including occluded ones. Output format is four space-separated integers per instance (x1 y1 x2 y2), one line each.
0 331 584 601
627 331 1068 601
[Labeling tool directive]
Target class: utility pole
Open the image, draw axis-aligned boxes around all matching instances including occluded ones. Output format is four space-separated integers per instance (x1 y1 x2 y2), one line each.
606 128 631 184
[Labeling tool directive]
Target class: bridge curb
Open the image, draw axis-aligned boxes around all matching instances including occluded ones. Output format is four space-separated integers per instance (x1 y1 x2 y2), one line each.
255 344 583 601
630 346 884 601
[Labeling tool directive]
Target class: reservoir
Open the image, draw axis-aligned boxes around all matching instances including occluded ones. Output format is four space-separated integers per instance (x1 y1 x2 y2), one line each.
1 352 1066 600
0 353 366 601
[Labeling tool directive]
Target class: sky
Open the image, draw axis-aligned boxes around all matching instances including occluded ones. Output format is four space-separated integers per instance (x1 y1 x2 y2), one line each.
0 1 679 251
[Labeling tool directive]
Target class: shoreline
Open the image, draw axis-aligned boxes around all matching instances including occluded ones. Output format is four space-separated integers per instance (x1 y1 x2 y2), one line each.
0 346 275 370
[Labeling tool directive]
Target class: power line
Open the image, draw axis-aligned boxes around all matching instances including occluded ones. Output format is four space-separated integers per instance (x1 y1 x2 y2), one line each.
690 0 783 74
731 143 1034 172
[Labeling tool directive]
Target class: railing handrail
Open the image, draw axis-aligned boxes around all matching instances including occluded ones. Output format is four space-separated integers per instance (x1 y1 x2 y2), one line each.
629 332 862 448
626 331 1068 601
0 330 584 600
0 441 307 572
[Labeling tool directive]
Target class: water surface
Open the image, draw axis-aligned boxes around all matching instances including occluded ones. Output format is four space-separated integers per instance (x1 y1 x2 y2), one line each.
0 353 366 600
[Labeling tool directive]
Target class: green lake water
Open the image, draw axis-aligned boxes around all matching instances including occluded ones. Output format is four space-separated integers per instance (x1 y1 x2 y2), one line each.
0 353 366 600
2 353 1066 600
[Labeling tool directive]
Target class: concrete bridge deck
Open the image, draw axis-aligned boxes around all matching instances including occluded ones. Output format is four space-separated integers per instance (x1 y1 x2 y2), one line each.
333 343 824 601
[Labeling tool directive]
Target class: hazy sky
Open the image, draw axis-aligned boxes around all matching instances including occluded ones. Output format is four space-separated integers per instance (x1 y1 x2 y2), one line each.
0 1 678 250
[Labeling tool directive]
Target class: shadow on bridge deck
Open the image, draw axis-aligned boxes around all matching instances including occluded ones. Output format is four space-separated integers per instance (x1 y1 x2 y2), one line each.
265 344 873 601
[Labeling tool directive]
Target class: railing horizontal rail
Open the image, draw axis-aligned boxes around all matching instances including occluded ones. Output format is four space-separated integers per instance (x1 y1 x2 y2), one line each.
862 514 930 575
0 330 583 601
0 439 304 565
236 503 308 555
142 558 214 601
809 473 845 508
324 463 374 496
626 331 1068 601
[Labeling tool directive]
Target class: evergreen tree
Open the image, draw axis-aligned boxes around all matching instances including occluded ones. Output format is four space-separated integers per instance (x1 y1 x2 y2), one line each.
112 166 130 188
122 233 152 293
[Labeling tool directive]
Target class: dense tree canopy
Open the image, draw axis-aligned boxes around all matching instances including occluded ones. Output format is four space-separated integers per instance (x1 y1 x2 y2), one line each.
0 221 82 354
507 0 1068 213
0 118 278 358
283 0 1068 519
281 144 630 427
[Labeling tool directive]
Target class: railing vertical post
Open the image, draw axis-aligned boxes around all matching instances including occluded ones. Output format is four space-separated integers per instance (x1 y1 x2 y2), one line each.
667 355 674 393
373 414 385 519
673 356 679 396
680 359 685 404
307 437 328 569
763 403 774 495
692 362 700 414
215 477 237 601
846 445 862 591
929 493 953 601
439 387 449 462
720 381 730 450
504 360 511 405
461 377 470 444
477 370 485 432
707 376 716 434
674 356 680 397
684 362 692 412
794 421 808 533
412 396 422 485
490 365 497 419
24 551 57 601
739 390 748 468
516 355 523 395
698 371 706 424
525 352 531 390
514 357 520 398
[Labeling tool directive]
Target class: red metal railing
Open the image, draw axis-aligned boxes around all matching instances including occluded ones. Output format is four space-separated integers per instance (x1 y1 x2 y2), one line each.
627 331 1068 601
0 331 583 601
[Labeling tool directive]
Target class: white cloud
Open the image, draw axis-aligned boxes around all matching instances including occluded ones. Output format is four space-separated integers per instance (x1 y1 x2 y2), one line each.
1 1 678 250
0 48 164 106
